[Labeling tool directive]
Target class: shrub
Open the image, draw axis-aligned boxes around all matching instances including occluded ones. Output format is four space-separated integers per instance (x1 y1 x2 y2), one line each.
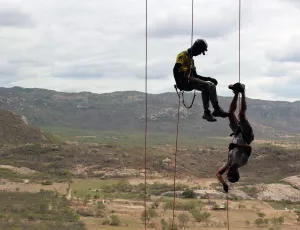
182 188 196 199
41 180 53 185
110 215 121 226
178 213 189 228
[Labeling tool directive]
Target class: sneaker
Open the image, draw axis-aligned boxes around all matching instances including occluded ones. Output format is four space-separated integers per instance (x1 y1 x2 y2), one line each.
239 83 245 93
228 83 245 93
202 110 217 122
212 106 230 118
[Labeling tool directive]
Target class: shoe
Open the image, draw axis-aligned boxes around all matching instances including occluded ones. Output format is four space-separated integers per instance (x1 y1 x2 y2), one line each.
212 106 230 118
229 83 245 93
202 110 217 122
239 83 245 93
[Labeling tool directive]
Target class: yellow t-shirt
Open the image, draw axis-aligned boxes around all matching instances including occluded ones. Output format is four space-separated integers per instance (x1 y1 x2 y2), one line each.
175 51 195 74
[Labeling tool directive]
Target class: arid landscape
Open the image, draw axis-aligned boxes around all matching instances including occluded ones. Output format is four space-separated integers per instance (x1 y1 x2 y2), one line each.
0 87 299 229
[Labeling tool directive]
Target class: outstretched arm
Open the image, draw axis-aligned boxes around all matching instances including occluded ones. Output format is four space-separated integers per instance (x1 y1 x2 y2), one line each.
216 164 229 193
216 164 227 185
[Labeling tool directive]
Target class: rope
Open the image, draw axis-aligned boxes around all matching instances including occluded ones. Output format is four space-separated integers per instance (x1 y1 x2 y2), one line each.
144 0 148 228
225 1 242 229
171 1 194 229
226 193 230 230
191 0 194 48
171 91 181 229
174 85 196 109
238 0 241 108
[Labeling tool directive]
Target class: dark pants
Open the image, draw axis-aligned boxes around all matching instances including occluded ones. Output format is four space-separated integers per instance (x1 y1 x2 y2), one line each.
179 76 219 111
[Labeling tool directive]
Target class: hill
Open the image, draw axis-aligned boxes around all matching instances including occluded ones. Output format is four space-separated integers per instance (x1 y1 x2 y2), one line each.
0 87 299 230
0 86 299 140
0 108 48 145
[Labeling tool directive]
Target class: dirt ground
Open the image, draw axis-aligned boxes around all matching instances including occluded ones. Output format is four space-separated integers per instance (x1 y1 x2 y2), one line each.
0 179 69 194
0 175 299 230
81 198 299 230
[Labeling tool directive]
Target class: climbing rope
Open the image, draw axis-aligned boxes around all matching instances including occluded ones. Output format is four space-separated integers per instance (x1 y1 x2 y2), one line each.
225 1 242 229
238 0 241 107
171 1 194 229
144 0 148 229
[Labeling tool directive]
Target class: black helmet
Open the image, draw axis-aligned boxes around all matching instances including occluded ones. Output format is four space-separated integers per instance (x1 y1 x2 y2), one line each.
192 39 208 55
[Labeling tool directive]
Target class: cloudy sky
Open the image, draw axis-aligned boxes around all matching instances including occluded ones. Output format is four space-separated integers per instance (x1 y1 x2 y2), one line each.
0 0 299 101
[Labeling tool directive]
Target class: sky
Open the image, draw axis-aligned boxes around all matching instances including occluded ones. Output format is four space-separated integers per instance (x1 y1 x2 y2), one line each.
0 0 300 101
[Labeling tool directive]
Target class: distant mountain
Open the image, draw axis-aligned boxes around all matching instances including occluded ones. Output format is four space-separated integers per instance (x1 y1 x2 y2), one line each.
0 86 299 139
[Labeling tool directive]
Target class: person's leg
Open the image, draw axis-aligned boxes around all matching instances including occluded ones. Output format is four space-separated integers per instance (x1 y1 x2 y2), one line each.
238 89 247 121
238 89 255 144
186 77 216 122
209 84 230 118
229 92 239 129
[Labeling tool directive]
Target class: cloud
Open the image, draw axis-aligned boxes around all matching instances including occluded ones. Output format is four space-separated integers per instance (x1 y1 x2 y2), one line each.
0 8 34 27
0 0 299 102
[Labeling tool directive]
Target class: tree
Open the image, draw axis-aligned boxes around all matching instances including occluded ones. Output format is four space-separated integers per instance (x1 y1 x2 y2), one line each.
191 208 211 225
255 218 265 228
178 213 189 228
141 208 158 224
110 215 121 226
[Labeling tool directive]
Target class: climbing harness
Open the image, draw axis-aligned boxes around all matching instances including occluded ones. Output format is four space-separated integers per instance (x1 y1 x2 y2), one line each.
174 85 196 109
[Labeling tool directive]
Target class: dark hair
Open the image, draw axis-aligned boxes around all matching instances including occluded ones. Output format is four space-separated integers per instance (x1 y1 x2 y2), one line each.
227 167 240 183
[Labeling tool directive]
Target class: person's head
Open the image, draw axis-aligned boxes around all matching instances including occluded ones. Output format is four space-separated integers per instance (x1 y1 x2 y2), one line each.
227 164 240 183
190 39 208 56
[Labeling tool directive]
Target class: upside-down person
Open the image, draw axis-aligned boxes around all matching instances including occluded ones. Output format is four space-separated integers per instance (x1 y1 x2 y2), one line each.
173 39 229 122
216 82 254 193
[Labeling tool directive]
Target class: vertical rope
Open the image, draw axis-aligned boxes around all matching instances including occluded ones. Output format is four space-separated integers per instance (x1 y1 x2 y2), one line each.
226 193 229 230
144 0 148 229
226 1 242 230
191 0 194 47
238 0 241 107
171 94 181 229
172 1 194 229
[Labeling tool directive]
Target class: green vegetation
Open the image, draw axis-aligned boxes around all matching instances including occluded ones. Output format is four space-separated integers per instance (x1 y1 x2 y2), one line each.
163 199 203 211
266 200 300 210
161 218 178 230
190 208 211 224
181 188 196 198
0 143 73 183
71 179 188 200
0 168 28 182
178 213 189 228
0 190 84 230
41 126 229 148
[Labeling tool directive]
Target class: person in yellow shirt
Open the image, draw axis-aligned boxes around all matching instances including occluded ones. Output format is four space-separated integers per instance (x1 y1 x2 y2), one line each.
173 39 229 122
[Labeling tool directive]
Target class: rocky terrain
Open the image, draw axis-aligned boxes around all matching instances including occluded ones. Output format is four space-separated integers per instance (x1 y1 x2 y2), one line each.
0 86 300 139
